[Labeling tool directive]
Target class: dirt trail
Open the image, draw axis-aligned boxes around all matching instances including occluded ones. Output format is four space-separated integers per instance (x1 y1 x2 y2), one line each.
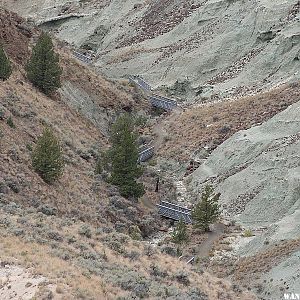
197 223 226 257
152 116 169 151
152 108 182 151
150 96 227 257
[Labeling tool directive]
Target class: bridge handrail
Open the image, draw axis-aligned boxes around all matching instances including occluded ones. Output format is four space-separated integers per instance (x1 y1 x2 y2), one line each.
73 51 92 62
129 76 152 91
139 146 154 156
160 201 192 212
157 204 192 216
152 94 177 105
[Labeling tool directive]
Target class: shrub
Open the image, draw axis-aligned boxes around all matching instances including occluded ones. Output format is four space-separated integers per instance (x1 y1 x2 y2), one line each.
47 231 63 242
32 127 64 184
174 271 190 286
160 245 177 257
95 150 110 176
0 46 12 81
129 225 142 240
78 224 92 238
124 250 140 261
6 116 15 128
243 229 254 237
150 264 168 278
0 110 5 120
26 143 33 151
26 32 62 95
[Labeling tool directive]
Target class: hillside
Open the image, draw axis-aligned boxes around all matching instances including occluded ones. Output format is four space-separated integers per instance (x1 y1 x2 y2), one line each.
186 96 300 300
1 2 300 300
3 0 300 102
153 82 300 162
0 7 257 300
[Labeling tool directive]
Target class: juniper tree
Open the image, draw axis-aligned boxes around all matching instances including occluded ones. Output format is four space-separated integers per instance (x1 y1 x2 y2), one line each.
192 185 220 232
32 127 64 184
26 32 62 95
109 114 145 200
0 46 12 81
172 218 189 245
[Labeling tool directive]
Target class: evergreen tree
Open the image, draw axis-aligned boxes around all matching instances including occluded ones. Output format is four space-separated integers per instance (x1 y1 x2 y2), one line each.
172 218 189 245
192 185 220 232
26 32 62 95
109 114 144 199
0 46 12 81
32 127 64 184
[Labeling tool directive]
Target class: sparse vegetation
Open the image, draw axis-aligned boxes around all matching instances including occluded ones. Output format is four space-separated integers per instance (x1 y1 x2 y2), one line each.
0 46 12 80
95 150 110 176
6 116 15 128
243 229 254 237
192 185 221 232
32 127 64 184
26 32 62 95
129 225 143 240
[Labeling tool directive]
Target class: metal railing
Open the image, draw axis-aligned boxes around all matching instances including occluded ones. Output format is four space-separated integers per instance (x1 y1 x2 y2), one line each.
73 51 92 64
138 146 155 163
129 75 152 91
149 95 177 111
129 75 178 111
157 201 193 224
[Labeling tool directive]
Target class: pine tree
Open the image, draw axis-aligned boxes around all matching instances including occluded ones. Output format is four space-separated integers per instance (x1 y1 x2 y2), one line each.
172 218 189 245
26 32 62 95
109 114 145 199
0 46 12 81
32 127 64 184
192 185 220 232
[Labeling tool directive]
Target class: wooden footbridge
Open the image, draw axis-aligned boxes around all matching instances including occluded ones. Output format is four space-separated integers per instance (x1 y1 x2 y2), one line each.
149 94 177 111
129 75 152 91
129 76 178 111
138 146 154 163
73 51 93 64
157 201 193 224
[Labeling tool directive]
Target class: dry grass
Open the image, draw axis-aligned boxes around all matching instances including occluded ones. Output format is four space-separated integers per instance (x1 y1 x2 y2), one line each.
107 47 151 64
0 70 108 224
0 236 122 299
0 232 255 300
0 9 148 226
156 82 300 161
234 239 300 282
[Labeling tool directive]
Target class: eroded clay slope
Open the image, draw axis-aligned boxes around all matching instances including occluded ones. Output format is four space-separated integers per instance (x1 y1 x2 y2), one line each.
3 0 299 100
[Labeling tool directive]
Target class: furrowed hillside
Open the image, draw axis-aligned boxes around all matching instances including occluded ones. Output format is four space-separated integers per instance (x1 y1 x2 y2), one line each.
3 0 300 102
153 82 300 163
0 8 256 300
1 2 300 300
